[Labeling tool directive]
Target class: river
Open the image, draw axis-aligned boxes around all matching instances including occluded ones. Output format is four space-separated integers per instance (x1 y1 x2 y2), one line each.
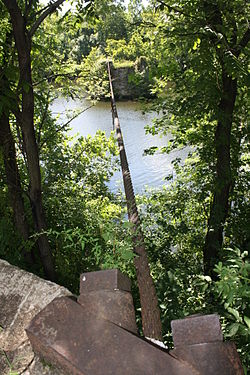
51 98 188 193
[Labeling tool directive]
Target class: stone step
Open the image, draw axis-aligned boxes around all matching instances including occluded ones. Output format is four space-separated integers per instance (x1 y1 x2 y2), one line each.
26 296 196 375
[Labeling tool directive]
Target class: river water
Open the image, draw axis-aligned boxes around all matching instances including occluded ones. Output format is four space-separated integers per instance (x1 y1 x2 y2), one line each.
51 98 187 193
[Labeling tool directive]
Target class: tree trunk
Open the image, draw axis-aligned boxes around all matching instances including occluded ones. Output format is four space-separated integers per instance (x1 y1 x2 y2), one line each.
204 72 237 277
4 0 55 281
202 1 242 277
108 62 163 340
0 111 34 265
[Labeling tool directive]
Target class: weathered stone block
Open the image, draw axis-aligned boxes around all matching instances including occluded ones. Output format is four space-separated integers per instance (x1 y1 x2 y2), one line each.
171 342 244 375
171 314 223 347
0 259 72 375
26 296 196 375
78 290 137 333
80 269 131 294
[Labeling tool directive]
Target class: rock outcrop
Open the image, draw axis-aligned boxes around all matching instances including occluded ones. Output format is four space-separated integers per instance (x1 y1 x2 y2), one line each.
0 259 72 374
110 59 151 100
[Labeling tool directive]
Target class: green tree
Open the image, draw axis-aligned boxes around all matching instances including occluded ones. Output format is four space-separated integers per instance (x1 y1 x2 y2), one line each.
0 0 68 279
138 0 249 277
41 126 120 291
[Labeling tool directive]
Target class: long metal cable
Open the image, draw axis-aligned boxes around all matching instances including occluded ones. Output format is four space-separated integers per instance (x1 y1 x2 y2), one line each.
107 61 163 340
107 61 142 245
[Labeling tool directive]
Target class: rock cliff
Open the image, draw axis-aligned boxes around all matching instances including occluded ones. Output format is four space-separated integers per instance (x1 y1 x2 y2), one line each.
110 59 151 99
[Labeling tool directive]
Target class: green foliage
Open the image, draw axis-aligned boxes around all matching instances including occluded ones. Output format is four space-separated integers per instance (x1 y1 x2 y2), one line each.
135 171 209 345
139 182 249 364
0 166 29 269
77 47 109 100
0 0 249 369
113 60 134 69
213 248 250 369
37 124 139 291
134 162 249 366
105 31 145 62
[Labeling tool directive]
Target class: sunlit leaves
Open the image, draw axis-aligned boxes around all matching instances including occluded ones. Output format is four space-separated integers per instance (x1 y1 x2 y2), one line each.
213 248 250 365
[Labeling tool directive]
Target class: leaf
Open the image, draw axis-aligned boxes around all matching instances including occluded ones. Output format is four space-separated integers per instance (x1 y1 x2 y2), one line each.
144 146 159 155
4 65 19 81
243 364 248 375
121 250 134 260
226 323 240 337
203 275 212 282
227 307 240 322
102 232 110 242
193 38 201 50
244 316 250 329
67 235 73 243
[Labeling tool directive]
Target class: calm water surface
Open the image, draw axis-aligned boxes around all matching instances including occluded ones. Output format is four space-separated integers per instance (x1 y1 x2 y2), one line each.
51 98 187 193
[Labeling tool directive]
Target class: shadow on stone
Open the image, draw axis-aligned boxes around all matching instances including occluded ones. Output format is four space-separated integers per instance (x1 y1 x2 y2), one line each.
25 269 244 375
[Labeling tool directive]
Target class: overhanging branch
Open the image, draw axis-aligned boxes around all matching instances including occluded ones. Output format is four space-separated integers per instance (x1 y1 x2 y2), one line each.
30 0 66 37
156 0 197 19
39 104 94 149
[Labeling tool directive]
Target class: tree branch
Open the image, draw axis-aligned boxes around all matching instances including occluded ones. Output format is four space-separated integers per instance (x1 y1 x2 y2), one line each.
33 72 78 87
156 0 197 20
24 0 33 19
30 0 66 37
40 104 94 149
37 91 50 146
235 27 250 56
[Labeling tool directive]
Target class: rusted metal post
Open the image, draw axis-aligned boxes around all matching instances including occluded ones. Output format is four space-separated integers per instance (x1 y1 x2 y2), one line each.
107 61 163 340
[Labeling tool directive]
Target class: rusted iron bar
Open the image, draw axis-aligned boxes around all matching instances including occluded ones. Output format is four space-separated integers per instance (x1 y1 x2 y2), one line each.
107 61 162 340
